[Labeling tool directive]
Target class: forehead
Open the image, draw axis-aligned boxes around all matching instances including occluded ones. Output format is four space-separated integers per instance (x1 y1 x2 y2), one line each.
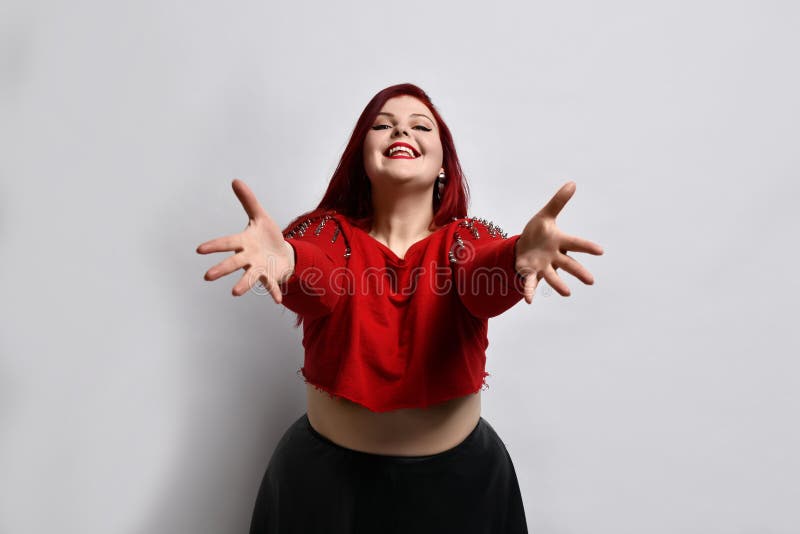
378 95 436 123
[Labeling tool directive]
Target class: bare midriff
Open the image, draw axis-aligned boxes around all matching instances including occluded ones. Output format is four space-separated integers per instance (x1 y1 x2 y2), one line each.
306 384 482 456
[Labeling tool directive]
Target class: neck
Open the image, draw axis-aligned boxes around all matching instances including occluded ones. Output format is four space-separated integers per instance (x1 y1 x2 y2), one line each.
369 183 435 243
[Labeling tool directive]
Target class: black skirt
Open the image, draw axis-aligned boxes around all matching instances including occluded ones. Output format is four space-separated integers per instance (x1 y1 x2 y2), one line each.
249 412 528 534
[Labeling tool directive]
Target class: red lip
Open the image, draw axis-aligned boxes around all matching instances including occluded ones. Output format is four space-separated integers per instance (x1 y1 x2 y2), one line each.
384 142 419 158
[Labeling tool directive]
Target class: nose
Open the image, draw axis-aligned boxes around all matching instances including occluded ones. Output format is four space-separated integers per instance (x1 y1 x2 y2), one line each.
392 125 409 137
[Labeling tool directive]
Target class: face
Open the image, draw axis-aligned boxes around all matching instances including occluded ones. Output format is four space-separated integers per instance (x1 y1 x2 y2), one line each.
362 95 444 189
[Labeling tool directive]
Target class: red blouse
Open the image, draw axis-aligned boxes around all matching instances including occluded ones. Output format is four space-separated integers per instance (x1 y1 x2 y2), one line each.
280 210 525 412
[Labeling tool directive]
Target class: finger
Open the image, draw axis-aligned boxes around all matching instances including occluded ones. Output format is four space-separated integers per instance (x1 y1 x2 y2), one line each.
555 252 595 285
560 233 604 255
231 267 283 303
543 265 571 296
253 271 283 304
231 270 250 297
232 267 265 297
264 275 283 305
539 181 576 219
232 179 269 222
522 270 539 305
196 235 242 254
204 252 248 281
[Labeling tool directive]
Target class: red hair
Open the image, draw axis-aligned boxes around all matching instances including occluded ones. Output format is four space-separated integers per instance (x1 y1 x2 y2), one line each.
283 83 470 234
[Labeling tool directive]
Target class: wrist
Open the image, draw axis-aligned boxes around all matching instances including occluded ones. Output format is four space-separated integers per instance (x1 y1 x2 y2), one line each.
512 235 524 279
278 240 297 284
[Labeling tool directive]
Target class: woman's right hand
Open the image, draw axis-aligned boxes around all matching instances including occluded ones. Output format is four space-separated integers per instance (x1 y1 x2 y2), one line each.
196 179 295 304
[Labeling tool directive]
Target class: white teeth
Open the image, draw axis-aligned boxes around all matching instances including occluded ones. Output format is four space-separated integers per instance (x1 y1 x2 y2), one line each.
388 146 415 157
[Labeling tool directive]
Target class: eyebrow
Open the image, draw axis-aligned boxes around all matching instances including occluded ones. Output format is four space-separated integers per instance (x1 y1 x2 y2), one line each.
376 112 435 124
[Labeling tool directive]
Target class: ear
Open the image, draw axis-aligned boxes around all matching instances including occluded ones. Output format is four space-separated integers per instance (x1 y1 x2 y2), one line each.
439 167 445 175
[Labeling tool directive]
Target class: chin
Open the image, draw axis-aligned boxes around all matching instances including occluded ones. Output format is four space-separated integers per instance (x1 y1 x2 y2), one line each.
379 172 426 185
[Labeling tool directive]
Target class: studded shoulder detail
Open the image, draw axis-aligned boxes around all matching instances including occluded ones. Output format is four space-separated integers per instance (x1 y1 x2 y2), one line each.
283 211 352 259
449 216 509 264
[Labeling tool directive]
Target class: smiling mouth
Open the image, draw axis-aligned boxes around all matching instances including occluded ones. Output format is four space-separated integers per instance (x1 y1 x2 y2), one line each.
384 144 419 159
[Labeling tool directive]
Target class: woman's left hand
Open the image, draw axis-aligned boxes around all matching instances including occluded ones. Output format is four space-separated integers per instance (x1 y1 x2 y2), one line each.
515 181 604 304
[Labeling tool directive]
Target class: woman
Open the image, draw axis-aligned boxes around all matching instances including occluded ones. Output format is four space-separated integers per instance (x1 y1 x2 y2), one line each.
196 83 603 533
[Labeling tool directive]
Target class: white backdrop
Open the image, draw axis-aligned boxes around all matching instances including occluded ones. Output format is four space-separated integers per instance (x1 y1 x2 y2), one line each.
2 1 798 533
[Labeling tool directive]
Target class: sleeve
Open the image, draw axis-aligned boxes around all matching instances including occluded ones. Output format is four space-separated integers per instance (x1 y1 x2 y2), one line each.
279 213 351 320
450 217 525 319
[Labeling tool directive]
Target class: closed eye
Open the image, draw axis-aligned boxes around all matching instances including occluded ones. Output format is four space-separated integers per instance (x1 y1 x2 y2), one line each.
371 124 432 131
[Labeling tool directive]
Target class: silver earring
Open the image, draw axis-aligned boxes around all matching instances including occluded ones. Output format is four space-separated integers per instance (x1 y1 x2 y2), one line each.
436 171 446 201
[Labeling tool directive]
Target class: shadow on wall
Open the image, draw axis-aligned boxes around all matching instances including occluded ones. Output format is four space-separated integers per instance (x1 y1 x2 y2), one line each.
132 185 307 534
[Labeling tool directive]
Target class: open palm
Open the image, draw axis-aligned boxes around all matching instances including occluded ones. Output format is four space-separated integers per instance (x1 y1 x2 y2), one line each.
515 181 604 304
196 179 295 304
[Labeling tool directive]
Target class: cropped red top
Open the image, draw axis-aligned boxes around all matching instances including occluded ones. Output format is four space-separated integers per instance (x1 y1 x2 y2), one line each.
280 210 525 412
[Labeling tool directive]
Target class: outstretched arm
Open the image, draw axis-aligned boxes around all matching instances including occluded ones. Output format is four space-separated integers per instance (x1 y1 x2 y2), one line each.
279 212 350 318
453 181 604 318
451 221 525 319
